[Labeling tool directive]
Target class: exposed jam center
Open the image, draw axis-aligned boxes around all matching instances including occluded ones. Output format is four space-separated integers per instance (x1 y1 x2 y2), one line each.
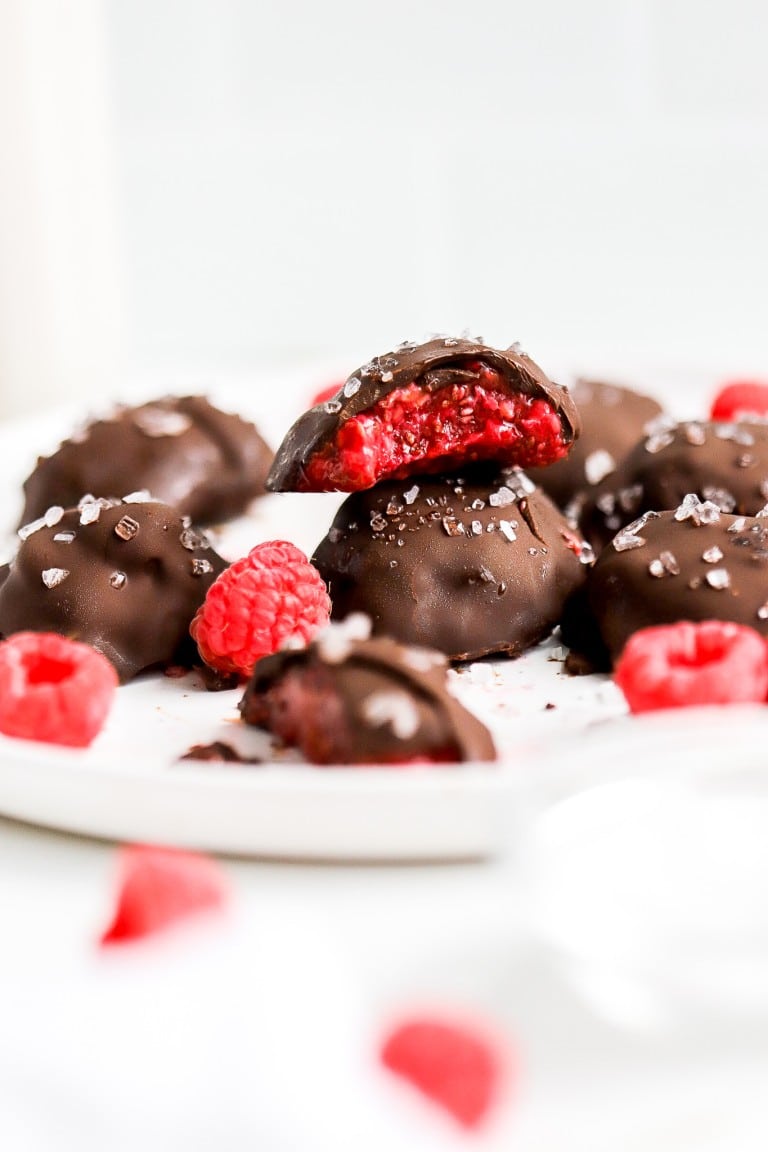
303 363 571 491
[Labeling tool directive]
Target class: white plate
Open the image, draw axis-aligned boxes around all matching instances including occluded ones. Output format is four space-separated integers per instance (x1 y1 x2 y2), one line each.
0 368 753 860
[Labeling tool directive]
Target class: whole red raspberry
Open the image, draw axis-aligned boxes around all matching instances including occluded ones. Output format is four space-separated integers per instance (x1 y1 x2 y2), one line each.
190 540 331 677
710 379 768 421
309 380 343 407
0 631 118 747
614 621 768 713
380 1016 503 1129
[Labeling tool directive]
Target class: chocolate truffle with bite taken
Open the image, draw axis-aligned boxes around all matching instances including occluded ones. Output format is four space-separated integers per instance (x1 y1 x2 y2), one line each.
0 496 227 682
312 466 590 661
267 337 580 493
21 395 273 528
240 617 496 764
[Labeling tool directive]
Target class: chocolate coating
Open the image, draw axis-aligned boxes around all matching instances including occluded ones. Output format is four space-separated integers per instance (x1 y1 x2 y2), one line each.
312 468 588 661
267 337 580 492
21 395 273 527
561 501 768 666
527 379 663 513
239 625 496 763
0 498 228 682
581 419 768 550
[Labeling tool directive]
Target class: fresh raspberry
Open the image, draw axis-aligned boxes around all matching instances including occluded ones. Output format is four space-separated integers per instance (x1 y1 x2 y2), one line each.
0 632 118 747
309 381 343 407
380 1016 502 1129
614 621 768 713
710 379 768 422
303 364 571 491
100 844 228 946
190 540 331 677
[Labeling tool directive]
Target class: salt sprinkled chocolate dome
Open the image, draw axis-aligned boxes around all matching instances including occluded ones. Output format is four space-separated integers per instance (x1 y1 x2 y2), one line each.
580 419 768 550
526 379 663 517
267 337 580 493
240 616 496 764
21 395 273 528
0 496 228 682
561 497 768 667
312 467 590 661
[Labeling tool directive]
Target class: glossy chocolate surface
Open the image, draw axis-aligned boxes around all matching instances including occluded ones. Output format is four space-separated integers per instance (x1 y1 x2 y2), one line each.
312 467 588 661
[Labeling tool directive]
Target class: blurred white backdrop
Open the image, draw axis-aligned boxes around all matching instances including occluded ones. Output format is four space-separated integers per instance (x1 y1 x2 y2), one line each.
2 0 768 415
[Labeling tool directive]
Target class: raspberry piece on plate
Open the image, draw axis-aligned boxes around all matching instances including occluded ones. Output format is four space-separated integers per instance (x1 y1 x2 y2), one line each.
100 845 228 946
380 1016 502 1129
614 620 768 713
0 631 117 747
268 337 579 492
710 380 768 422
190 540 331 678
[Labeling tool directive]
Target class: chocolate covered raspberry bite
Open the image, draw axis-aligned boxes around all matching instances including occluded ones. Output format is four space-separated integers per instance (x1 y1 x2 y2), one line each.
267 338 579 493
0 496 228 682
312 467 590 661
239 618 496 764
526 379 663 518
21 395 273 527
581 419 768 551
561 497 768 669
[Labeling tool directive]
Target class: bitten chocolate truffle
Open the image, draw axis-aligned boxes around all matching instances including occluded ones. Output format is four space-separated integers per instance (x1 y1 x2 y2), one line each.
267 337 580 493
0 497 228 682
581 419 768 550
21 395 273 527
312 468 590 661
527 379 663 516
239 617 496 764
561 497 768 667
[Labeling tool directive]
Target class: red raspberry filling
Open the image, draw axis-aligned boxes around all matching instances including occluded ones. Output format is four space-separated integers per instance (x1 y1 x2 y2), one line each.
614 621 768 713
304 365 571 491
380 1016 503 1129
0 632 118 747
710 379 768 421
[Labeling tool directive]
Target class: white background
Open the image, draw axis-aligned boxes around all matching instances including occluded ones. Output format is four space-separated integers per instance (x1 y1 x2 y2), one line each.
3 0 768 414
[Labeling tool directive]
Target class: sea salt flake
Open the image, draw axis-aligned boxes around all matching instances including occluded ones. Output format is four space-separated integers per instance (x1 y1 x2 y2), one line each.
702 546 724 563
499 520 517 542
324 399 342 414
122 490 153 504
613 510 660 552
579 542 596 565
728 517 747 533
370 514 388 533
478 566 495 583
648 559 665 578
180 527 208 550
79 502 101 526
328 527 343 544
342 376 361 398
660 550 680 575
403 647 444 672
645 431 674 454
584 450 616 485
684 422 707 446
403 485 419 505
53 531 75 544
362 691 420 739
114 515 139 541
191 558 213 576
489 486 517 508
442 517 465 537
109 571 126 589
471 520 483 536
381 370 394 383
758 601 768 620
674 494 721 526
18 517 47 541
316 614 372 663
41 567 69 589
43 505 64 527
386 499 404 517
133 408 192 437
706 568 731 590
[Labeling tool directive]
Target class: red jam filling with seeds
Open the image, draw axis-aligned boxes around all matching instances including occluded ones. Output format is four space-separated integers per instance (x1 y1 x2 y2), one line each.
303 364 570 491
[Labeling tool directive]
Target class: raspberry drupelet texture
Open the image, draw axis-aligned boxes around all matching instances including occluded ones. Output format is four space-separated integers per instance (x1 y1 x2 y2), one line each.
710 380 768 422
614 620 768 713
0 631 118 747
190 540 331 678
